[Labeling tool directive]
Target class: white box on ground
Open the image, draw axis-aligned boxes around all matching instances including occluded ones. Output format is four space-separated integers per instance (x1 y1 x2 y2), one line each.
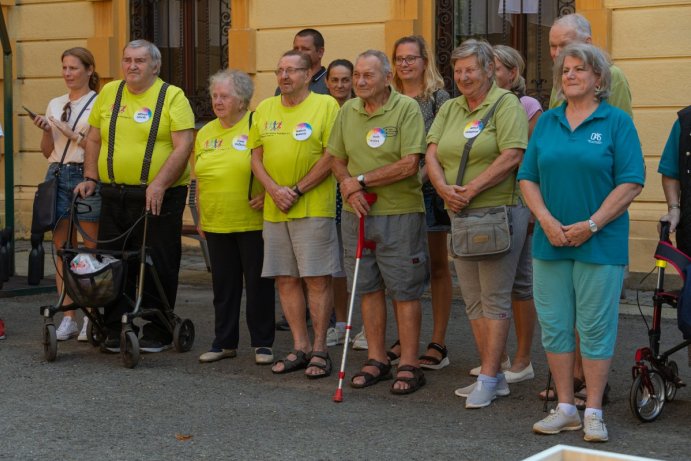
524 444 660 461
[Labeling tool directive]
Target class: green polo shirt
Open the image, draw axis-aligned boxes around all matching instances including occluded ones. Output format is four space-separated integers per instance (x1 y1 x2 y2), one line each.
427 83 528 209
549 64 633 117
328 88 426 216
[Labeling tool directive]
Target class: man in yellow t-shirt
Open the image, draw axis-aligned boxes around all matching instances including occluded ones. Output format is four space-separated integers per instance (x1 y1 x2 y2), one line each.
76 40 195 353
330 50 429 395
249 50 339 378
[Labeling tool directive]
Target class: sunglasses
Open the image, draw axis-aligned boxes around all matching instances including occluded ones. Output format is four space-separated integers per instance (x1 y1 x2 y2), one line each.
61 101 72 123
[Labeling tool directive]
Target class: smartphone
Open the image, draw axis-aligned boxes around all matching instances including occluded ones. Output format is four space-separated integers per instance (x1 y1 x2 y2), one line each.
22 106 37 120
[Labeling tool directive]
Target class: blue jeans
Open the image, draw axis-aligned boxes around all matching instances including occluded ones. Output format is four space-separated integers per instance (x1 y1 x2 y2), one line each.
45 163 101 224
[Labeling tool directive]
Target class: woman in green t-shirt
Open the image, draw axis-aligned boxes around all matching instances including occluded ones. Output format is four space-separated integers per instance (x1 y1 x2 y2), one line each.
194 70 275 365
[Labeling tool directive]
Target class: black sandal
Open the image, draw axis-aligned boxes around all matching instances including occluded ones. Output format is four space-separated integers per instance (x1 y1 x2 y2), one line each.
419 342 450 370
391 365 426 395
271 350 309 374
387 340 401 365
350 358 392 389
305 351 332 380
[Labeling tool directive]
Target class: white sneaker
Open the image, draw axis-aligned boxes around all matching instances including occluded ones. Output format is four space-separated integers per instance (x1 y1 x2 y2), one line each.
533 407 583 434
77 317 89 342
504 362 535 384
469 357 511 377
583 413 609 442
455 376 510 398
326 327 345 347
56 317 79 341
352 328 368 350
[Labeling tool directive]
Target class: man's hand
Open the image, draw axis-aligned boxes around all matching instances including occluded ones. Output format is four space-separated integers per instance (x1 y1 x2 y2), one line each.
340 176 362 202
268 185 297 213
146 180 167 215
346 190 372 218
74 180 97 198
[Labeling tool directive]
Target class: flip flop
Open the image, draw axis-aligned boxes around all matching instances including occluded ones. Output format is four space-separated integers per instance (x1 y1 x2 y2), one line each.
271 350 309 374
350 358 392 389
305 351 332 380
390 365 426 395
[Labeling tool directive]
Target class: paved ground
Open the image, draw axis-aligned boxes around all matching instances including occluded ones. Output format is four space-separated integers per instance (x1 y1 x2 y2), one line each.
0 244 689 460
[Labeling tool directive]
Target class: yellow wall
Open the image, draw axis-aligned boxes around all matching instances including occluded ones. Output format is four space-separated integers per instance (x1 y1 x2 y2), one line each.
581 0 691 272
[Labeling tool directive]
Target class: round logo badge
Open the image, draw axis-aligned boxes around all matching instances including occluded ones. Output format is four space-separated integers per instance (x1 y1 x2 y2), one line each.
366 128 387 148
463 120 484 139
293 123 312 141
133 107 152 123
232 134 248 151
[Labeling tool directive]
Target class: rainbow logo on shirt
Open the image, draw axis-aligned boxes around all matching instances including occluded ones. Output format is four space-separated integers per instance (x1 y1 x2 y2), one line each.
463 120 483 139
366 127 387 148
293 123 313 141
232 134 248 150
205 138 224 149
134 107 153 123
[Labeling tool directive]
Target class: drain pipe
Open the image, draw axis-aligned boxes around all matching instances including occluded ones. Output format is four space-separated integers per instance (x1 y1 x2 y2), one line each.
0 7 13 233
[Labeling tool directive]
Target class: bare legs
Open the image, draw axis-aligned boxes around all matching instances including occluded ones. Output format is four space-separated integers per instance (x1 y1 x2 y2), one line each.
420 231 452 364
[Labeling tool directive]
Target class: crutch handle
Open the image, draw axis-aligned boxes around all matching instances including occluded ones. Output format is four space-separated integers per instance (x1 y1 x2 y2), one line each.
356 193 378 258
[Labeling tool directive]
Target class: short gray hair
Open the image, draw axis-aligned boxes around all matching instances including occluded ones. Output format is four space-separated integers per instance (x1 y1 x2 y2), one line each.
208 69 254 111
552 13 592 42
553 43 611 102
124 39 162 75
356 50 392 75
451 39 495 79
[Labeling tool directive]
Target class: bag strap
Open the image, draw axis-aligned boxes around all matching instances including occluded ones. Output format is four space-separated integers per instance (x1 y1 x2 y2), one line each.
56 92 98 173
246 111 256 201
455 92 511 187
106 81 169 185
139 83 169 184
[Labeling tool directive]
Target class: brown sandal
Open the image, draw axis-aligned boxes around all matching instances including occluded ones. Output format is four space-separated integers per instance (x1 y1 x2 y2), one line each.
390 365 426 395
350 359 392 389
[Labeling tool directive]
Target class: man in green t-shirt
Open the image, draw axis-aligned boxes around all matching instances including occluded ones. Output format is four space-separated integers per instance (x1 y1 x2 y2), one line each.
548 13 632 116
249 50 340 378
75 40 195 353
330 50 429 395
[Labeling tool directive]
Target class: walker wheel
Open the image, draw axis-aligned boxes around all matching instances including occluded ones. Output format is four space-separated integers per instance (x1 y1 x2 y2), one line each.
86 320 104 347
173 319 195 353
43 323 58 362
665 361 679 402
630 370 665 422
120 330 140 369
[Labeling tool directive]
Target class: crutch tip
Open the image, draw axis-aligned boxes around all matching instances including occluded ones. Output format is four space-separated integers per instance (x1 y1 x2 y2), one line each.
333 389 343 402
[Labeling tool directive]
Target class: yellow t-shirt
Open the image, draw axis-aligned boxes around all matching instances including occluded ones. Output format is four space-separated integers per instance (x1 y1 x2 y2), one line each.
88 78 195 186
248 92 339 222
194 114 263 233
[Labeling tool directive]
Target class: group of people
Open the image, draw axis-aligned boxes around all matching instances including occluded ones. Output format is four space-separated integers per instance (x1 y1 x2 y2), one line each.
24 13 659 443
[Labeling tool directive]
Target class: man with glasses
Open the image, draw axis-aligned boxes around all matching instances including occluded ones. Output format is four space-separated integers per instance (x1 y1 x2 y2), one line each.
330 50 429 395
249 50 340 378
75 39 195 353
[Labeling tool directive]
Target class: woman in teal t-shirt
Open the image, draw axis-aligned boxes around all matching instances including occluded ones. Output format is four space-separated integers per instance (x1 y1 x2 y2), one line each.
194 70 275 365
518 44 644 442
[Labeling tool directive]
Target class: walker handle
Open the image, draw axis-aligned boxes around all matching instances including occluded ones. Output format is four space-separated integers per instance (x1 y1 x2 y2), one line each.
660 220 671 243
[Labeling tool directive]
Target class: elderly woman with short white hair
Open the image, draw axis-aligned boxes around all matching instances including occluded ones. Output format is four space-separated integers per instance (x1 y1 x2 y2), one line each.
518 43 644 442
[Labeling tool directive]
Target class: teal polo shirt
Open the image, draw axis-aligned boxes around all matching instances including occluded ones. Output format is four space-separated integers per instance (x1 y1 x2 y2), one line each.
517 102 645 265
658 119 681 179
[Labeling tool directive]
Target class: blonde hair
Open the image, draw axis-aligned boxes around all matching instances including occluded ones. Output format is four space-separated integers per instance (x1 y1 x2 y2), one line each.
493 45 526 96
391 35 445 99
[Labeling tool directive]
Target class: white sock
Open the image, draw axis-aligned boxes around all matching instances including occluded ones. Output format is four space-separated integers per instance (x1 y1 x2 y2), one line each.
584 408 603 419
557 403 578 416
478 374 498 389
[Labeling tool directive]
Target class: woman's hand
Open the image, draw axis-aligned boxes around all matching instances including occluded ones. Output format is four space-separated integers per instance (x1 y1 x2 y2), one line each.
541 215 570 247
438 183 470 214
660 208 680 233
49 116 80 142
249 192 265 210
562 221 593 247
32 114 51 132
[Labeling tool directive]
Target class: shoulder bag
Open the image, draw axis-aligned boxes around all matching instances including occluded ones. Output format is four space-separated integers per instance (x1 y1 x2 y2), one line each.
449 93 515 260
31 93 97 234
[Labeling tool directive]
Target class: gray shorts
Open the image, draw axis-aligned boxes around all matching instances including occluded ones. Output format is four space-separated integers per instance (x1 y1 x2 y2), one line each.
341 211 430 301
333 225 346 278
262 218 340 278
452 205 530 320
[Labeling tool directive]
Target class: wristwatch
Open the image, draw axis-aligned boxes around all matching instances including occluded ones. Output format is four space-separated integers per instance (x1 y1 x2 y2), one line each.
588 219 598 233
356 174 367 188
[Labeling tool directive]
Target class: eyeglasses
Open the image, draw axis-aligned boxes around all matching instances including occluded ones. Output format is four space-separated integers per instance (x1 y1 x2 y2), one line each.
61 101 72 122
274 67 307 76
394 55 422 66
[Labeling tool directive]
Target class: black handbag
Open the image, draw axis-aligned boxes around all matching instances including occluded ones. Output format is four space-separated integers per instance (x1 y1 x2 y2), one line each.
31 93 97 234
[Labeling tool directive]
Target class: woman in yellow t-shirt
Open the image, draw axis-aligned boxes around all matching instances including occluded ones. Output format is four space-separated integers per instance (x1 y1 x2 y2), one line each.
194 70 275 365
